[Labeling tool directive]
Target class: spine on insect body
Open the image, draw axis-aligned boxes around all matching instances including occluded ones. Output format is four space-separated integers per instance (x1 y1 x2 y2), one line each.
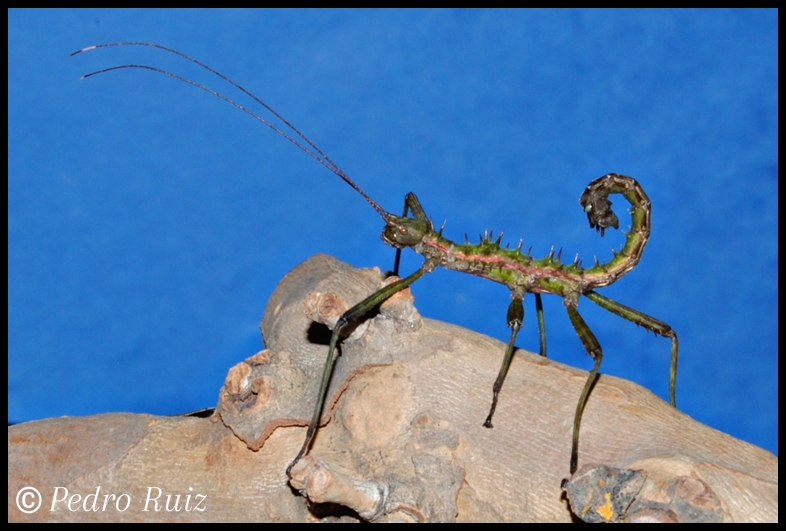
415 174 651 298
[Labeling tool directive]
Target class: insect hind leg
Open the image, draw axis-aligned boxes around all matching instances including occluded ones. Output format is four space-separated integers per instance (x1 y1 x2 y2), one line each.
565 303 603 475
583 290 678 408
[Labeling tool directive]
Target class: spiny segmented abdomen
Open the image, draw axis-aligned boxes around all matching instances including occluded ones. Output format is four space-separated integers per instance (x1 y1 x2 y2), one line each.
415 173 653 295
579 173 651 289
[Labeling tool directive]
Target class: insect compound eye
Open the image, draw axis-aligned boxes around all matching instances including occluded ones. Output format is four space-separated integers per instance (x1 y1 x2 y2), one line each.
399 227 409 235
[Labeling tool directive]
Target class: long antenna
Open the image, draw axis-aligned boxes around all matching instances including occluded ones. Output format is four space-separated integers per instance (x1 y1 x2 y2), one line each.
71 42 391 220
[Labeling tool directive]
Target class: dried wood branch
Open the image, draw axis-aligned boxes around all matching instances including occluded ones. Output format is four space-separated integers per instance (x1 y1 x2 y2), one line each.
8 254 778 522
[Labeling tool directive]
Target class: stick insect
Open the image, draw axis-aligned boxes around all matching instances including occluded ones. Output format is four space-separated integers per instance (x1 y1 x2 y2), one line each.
73 42 678 477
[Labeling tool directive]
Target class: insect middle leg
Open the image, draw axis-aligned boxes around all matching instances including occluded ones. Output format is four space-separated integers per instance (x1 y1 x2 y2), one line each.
484 296 524 428
535 293 547 358
484 291 549 428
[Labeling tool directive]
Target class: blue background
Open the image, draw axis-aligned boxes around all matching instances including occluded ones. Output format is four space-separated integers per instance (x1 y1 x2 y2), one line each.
9 10 777 457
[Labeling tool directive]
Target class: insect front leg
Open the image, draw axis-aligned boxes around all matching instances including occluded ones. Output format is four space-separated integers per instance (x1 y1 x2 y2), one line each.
392 195 411 277
583 290 678 407
287 262 432 477
484 296 524 428
392 192 428 276
565 303 603 475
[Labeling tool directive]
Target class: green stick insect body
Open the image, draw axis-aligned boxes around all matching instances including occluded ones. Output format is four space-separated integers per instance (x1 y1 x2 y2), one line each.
74 42 678 478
